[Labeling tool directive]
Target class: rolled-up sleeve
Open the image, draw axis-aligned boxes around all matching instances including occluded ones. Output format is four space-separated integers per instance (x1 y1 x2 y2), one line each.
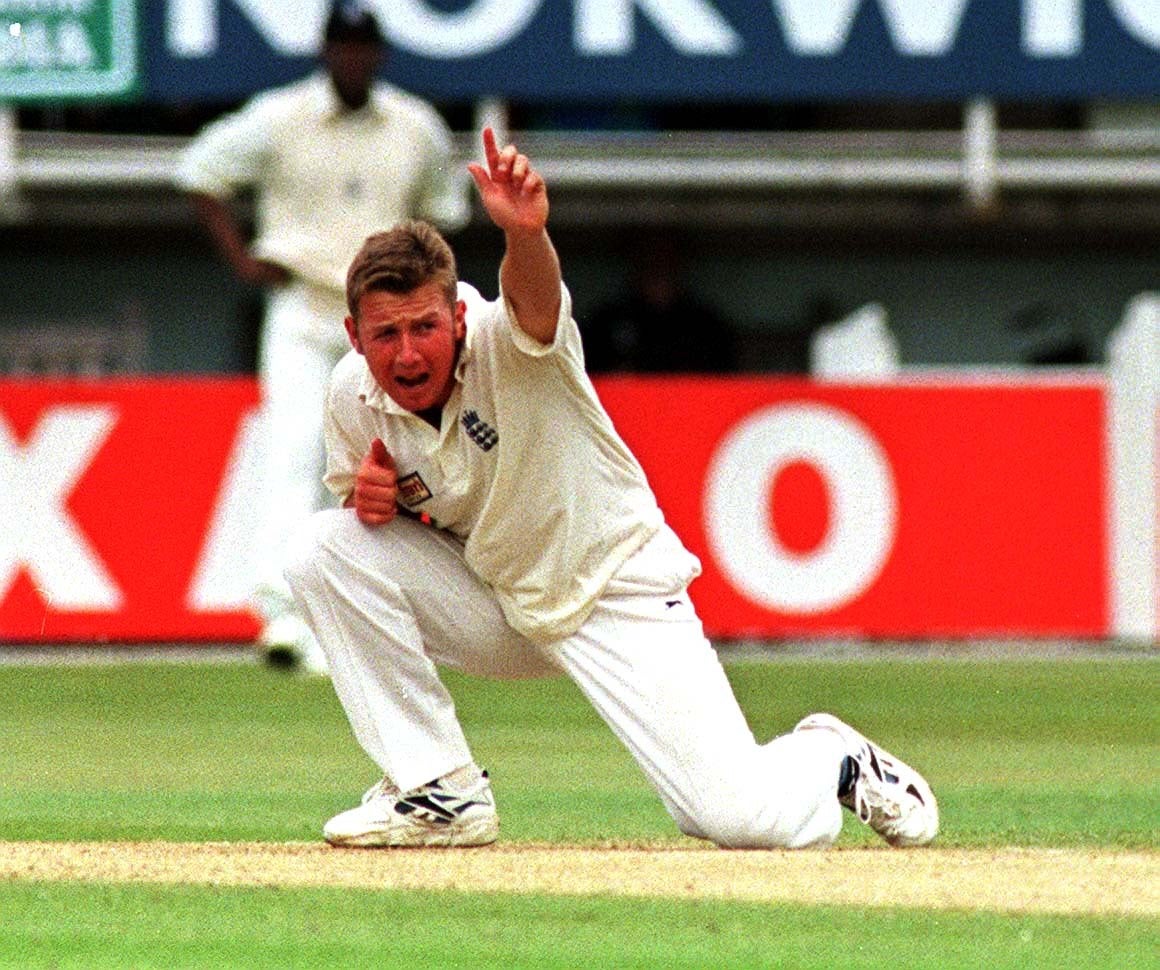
501 282 577 360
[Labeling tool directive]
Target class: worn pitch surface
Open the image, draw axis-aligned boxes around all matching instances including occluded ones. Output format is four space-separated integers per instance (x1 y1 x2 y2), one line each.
1 842 1155 916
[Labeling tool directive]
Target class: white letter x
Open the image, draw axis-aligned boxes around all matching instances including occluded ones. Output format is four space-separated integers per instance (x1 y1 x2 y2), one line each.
0 406 123 610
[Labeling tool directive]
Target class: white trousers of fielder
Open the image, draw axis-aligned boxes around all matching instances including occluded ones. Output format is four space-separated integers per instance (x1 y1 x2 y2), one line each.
253 282 351 613
285 510 846 849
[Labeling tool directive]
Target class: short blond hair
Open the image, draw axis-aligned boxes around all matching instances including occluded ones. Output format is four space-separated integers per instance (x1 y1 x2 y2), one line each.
345 220 459 320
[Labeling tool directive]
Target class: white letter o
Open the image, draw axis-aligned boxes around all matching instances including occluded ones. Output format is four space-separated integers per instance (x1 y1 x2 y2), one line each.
704 403 897 614
379 0 542 57
1110 0 1160 49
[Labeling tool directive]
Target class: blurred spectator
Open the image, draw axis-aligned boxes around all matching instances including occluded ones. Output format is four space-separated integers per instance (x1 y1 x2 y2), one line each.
584 236 738 373
175 1 470 674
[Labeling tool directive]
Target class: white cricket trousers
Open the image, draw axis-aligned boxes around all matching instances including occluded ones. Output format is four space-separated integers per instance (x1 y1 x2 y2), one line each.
252 282 351 610
285 510 846 849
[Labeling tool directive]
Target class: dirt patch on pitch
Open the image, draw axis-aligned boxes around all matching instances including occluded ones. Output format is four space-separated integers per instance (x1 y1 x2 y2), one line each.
1 842 1156 915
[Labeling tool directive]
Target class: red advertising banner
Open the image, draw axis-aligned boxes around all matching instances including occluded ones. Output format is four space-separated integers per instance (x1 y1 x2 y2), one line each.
0 375 1110 642
0 378 261 641
598 376 1109 639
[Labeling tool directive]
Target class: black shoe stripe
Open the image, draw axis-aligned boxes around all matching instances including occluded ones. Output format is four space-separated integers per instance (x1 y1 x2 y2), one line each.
866 747 903 785
395 793 482 824
396 795 458 822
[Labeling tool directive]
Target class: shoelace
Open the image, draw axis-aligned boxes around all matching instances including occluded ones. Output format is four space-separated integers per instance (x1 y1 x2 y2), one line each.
360 778 400 804
361 772 490 808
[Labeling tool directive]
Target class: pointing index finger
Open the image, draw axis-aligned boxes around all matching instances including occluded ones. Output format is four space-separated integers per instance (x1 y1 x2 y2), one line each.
481 126 500 172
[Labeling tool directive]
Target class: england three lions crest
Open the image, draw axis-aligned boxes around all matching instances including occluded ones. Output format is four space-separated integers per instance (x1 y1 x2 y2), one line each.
461 409 499 452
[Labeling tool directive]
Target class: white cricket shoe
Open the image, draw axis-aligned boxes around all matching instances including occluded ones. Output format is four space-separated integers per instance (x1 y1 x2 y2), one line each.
794 713 939 847
257 613 329 677
323 769 499 848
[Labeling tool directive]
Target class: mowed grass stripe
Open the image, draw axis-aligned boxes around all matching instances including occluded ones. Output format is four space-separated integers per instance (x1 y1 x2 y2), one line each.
2 882 1155 970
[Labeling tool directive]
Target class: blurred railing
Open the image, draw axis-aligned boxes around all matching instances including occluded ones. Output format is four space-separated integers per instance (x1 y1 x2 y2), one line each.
14 126 1160 193
10 100 1160 230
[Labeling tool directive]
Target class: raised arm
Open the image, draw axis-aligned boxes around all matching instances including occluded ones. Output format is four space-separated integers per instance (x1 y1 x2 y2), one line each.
467 128 562 344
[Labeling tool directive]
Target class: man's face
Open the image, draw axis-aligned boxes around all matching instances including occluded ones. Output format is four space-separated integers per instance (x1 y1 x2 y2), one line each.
345 282 466 414
323 39 383 110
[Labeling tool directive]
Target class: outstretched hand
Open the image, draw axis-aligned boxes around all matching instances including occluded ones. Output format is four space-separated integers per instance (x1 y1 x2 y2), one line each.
467 127 549 236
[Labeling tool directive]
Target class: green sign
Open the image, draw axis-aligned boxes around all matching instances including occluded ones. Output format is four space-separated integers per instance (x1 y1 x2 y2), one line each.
1 0 137 100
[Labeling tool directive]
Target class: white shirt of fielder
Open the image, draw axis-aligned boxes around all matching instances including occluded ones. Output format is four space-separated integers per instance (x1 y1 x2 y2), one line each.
322 280 695 642
176 72 469 301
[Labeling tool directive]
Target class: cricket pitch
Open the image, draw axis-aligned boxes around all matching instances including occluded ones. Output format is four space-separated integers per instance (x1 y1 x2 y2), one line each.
1 842 1155 916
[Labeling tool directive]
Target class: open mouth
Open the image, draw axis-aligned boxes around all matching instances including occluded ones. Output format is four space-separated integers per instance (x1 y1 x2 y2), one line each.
395 373 428 389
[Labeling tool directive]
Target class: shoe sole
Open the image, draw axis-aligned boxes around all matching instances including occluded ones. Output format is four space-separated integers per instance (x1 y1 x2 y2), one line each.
324 813 499 848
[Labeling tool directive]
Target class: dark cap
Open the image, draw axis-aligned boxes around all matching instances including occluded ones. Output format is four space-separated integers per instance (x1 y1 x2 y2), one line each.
324 1 385 44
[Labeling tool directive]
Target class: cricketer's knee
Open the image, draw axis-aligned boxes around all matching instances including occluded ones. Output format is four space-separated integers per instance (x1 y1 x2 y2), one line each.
674 797 841 851
667 736 846 850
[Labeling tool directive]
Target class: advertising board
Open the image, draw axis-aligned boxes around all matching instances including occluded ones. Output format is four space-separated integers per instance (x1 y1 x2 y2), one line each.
143 1 1160 102
0 0 137 100
0 374 1111 642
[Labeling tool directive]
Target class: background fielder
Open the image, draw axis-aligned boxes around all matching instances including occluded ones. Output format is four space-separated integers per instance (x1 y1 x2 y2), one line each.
176 2 469 673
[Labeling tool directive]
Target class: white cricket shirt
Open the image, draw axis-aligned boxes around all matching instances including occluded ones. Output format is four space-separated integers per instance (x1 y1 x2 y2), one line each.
323 282 690 642
176 72 469 295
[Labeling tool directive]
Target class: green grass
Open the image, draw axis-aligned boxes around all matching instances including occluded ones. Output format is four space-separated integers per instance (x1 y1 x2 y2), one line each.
0 652 1156 967
0 655 1154 847
1 883 1155 970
